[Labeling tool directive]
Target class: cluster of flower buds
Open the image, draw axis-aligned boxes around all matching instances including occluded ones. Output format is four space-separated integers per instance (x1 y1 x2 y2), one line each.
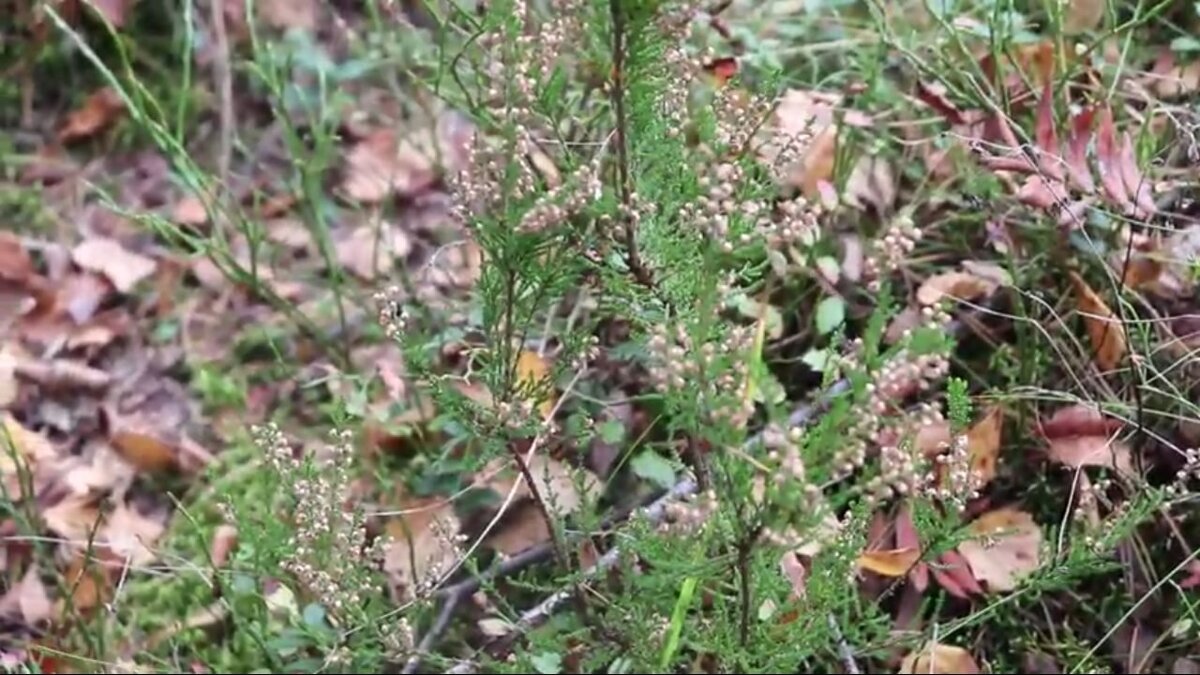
517 158 604 233
646 319 756 428
412 514 468 599
660 488 719 535
374 284 409 340
864 215 923 291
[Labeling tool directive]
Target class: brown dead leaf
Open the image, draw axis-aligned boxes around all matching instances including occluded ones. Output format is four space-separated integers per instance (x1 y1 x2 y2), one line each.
72 237 157 294
259 0 316 29
172 195 208 227
967 406 1003 487
0 349 16 408
105 377 213 474
895 504 928 591
210 524 238 568
917 270 998 307
0 233 35 284
59 87 126 143
0 566 54 626
768 90 869 198
481 454 598 517
844 155 896 214
266 218 313 251
1 413 58 495
336 224 413 281
486 502 551 556
957 507 1042 593
1152 56 1200 98
100 501 167 566
57 553 112 618
383 499 462 599
857 547 920 577
341 129 436 203
779 551 808 600
1070 271 1127 372
899 643 981 674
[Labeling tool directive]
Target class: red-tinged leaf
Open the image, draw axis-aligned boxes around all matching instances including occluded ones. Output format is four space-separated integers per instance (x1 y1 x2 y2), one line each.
1057 199 1090 229
1179 561 1200 589
1034 81 1064 182
58 88 126 143
896 504 928 592
1017 175 1068 210
982 154 1038 174
865 508 893 551
703 57 739 85
1118 132 1157 219
1040 404 1124 440
916 81 964 125
1065 107 1096 193
934 549 985 597
1096 107 1132 211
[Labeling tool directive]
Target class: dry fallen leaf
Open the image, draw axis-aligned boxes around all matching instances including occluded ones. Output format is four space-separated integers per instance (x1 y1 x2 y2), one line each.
967 406 1003 487
958 507 1042 593
482 454 598 517
341 130 436 203
1041 405 1133 473
844 155 896 214
767 89 869 198
1 413 58 496
1063 0 1104 33
100 501 167 567
0 566 54 626
383 499 462 599
72 238 157 294
485 501 552 556
0 233 35 284
779 551 808 600
917 270 999 307
899 642 982 674
259 0 317 29
336 224 413 281
59 87 126 143
516 349 554 418
210 524 238 569
57 553 112 618
857 547 921 577
171 195 209 227
1070 271 1127 372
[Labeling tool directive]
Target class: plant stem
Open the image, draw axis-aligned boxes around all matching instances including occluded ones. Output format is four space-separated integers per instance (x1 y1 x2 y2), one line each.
608 0 655 291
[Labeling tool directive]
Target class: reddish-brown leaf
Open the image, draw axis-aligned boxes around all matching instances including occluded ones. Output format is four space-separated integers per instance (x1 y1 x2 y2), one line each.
0 233 34 284
1040 404 1124 440
1070 271 1127 373
1017 175 1069 210
895 504 928 592
702 57 739 86
967 406 1003 488
1117 131 1157 219
1033 80 1063 182
1065 107 1096 193
58 88 126 143
779 551 808 600
916 80 965 125
1096 107 1132 212
931 549 985 598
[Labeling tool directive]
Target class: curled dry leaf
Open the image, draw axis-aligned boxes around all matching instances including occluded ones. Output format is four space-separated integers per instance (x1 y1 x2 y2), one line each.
857 547 921 577
1070 272 1127 373
336 224 413 281
384 499 462 599
917 270 998 307
72 237 157 294
0 233 35 284
485 501 551 556
899 643 981 674
99 501 167 567
1040 404 1132 473
957 507 1042 593
59 87 126 143
966 406 1003 488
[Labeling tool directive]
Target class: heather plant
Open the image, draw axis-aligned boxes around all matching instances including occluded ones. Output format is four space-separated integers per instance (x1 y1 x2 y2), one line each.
18 0 1200 673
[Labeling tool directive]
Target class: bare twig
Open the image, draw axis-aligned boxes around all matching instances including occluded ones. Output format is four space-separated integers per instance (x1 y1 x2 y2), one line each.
208 0 234 189
401 594 462 674
827 612 861 675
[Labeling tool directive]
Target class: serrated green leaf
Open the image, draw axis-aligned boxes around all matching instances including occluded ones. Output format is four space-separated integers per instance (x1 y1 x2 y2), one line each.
815 296 846 335
631 451 676 489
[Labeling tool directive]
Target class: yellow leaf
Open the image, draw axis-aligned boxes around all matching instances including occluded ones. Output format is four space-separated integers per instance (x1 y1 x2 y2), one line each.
967 406 1003 488
1070 272 1127 373
899 643 981 674
516 349 554 418
857 547 921 577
